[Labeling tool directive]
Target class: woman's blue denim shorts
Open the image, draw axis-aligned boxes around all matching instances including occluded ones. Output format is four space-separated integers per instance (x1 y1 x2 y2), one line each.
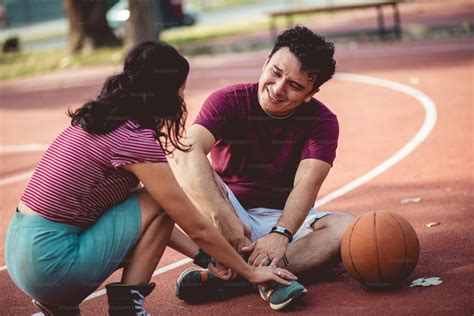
5 193 141 305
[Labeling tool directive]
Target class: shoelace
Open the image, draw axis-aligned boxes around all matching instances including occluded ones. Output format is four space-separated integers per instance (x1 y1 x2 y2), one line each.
130 289 150 316
259 286 275 301
265 288 275 301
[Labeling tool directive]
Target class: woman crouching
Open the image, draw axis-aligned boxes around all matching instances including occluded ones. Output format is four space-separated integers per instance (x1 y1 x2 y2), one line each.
5 41 295 315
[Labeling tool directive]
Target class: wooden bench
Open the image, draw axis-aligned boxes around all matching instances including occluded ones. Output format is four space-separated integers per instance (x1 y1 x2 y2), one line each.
268 0 403 40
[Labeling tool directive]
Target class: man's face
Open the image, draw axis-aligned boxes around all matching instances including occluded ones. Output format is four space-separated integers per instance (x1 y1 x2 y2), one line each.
258 47 318 117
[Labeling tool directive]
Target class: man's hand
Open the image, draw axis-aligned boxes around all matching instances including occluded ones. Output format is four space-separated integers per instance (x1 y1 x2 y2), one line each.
242 233 289 267
215 216 252 254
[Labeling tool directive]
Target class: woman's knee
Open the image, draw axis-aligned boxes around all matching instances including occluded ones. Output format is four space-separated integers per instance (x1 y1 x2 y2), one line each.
135 189 164 231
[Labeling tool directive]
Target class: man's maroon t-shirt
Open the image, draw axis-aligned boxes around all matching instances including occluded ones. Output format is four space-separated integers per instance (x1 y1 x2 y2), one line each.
194 83 339 210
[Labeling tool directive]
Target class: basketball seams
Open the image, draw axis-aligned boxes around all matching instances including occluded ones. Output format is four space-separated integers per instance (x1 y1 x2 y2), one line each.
347 216 365 283
374 212 384 283
389 213 409 277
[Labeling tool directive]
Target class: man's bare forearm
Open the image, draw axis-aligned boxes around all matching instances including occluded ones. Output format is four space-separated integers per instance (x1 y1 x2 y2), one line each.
277 178 320 234
169 148 237 224
276 159 331 235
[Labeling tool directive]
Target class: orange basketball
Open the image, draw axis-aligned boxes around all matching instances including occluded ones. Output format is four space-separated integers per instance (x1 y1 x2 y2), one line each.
341 211 420 289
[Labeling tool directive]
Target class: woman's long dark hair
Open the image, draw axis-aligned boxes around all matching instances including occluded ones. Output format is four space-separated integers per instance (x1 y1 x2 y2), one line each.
68 41 190 154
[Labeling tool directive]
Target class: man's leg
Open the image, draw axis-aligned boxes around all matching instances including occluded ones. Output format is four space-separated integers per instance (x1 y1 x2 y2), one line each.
281 213 356 273
168 227 200 259
210 178 356 274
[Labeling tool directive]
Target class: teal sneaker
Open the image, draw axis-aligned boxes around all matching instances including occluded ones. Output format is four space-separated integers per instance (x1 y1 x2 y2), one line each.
258 281 307 310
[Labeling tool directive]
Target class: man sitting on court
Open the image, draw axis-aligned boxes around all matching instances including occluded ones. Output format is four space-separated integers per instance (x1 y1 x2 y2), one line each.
170 26 355 310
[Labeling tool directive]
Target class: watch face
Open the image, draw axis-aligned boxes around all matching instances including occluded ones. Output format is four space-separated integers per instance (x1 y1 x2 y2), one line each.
276 227 285 233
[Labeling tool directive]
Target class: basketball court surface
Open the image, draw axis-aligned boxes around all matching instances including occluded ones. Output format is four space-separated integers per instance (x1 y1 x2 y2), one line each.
0 6 473 315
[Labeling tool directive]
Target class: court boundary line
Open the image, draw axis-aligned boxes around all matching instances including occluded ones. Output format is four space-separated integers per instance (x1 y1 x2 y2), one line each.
0 144 49 153
0 73 436 313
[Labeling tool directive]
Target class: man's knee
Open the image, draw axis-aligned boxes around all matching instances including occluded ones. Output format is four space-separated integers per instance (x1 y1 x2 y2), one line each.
333 213 356 233
313 212 356 237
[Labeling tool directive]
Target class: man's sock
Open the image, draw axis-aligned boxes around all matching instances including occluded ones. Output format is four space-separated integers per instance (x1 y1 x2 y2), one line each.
193 249 215 268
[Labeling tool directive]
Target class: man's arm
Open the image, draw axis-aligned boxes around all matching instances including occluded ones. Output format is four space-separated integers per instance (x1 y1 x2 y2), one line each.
169 124 251 253
246 159 331 266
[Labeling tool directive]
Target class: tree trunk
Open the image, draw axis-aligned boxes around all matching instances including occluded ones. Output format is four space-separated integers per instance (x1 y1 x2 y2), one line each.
63 0 120 53
126 0 162 51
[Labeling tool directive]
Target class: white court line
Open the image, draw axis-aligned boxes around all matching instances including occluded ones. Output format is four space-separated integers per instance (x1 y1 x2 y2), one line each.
0 171 34 187
315 73 437 207
0 143 49 153
0 144 48 188
1 73 434 313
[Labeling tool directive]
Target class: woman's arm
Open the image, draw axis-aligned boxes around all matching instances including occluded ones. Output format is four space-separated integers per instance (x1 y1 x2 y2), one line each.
123 162 296 285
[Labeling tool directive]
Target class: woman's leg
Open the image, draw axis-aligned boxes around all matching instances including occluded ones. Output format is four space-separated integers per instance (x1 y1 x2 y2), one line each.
121 189 201 283
121 189 175 283
108 189 204 315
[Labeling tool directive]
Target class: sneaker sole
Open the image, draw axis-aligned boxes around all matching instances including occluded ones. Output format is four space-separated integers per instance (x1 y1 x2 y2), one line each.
32 300 54 316
259 288 308 311
176 267 205 286
176 267 204 299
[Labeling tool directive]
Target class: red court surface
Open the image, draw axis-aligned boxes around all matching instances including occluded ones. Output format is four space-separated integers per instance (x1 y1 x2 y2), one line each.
1 15 473 316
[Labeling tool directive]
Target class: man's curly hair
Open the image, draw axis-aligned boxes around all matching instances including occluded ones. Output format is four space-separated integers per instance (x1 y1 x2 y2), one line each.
270 25 336 89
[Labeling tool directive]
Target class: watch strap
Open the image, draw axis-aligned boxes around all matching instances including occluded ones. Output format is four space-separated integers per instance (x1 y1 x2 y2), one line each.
270 225 293 243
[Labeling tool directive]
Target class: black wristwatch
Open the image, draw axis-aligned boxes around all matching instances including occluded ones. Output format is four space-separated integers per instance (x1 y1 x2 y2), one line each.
270 226 293 243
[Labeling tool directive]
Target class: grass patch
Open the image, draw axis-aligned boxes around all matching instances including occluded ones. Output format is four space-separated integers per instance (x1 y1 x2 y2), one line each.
161 11 332 44
162 20 269 44
187 0 266 11
0 29 67 45
0 47 124 81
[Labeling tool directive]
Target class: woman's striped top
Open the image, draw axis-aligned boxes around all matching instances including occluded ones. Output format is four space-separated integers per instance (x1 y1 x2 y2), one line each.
21 120 167 227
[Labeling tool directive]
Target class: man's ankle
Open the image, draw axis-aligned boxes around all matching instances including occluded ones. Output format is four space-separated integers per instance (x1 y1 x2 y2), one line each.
193 249 214 268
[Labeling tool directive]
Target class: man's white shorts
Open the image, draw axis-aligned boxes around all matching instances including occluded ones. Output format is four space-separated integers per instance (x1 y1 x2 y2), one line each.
224 183 333 243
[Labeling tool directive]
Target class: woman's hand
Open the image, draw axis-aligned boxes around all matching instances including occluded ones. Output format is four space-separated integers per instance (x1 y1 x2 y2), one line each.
246 266 297 286
207 262 238 281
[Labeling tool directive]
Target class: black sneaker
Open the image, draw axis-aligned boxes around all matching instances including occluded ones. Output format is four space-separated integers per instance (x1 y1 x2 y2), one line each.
175 267 225 302
175 267 254 303
106 282 155 316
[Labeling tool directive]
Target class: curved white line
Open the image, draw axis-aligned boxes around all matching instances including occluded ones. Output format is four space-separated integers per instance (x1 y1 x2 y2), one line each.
315 72 437 207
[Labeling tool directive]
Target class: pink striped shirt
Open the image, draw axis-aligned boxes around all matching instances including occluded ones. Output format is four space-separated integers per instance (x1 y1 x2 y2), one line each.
21 120 167 227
